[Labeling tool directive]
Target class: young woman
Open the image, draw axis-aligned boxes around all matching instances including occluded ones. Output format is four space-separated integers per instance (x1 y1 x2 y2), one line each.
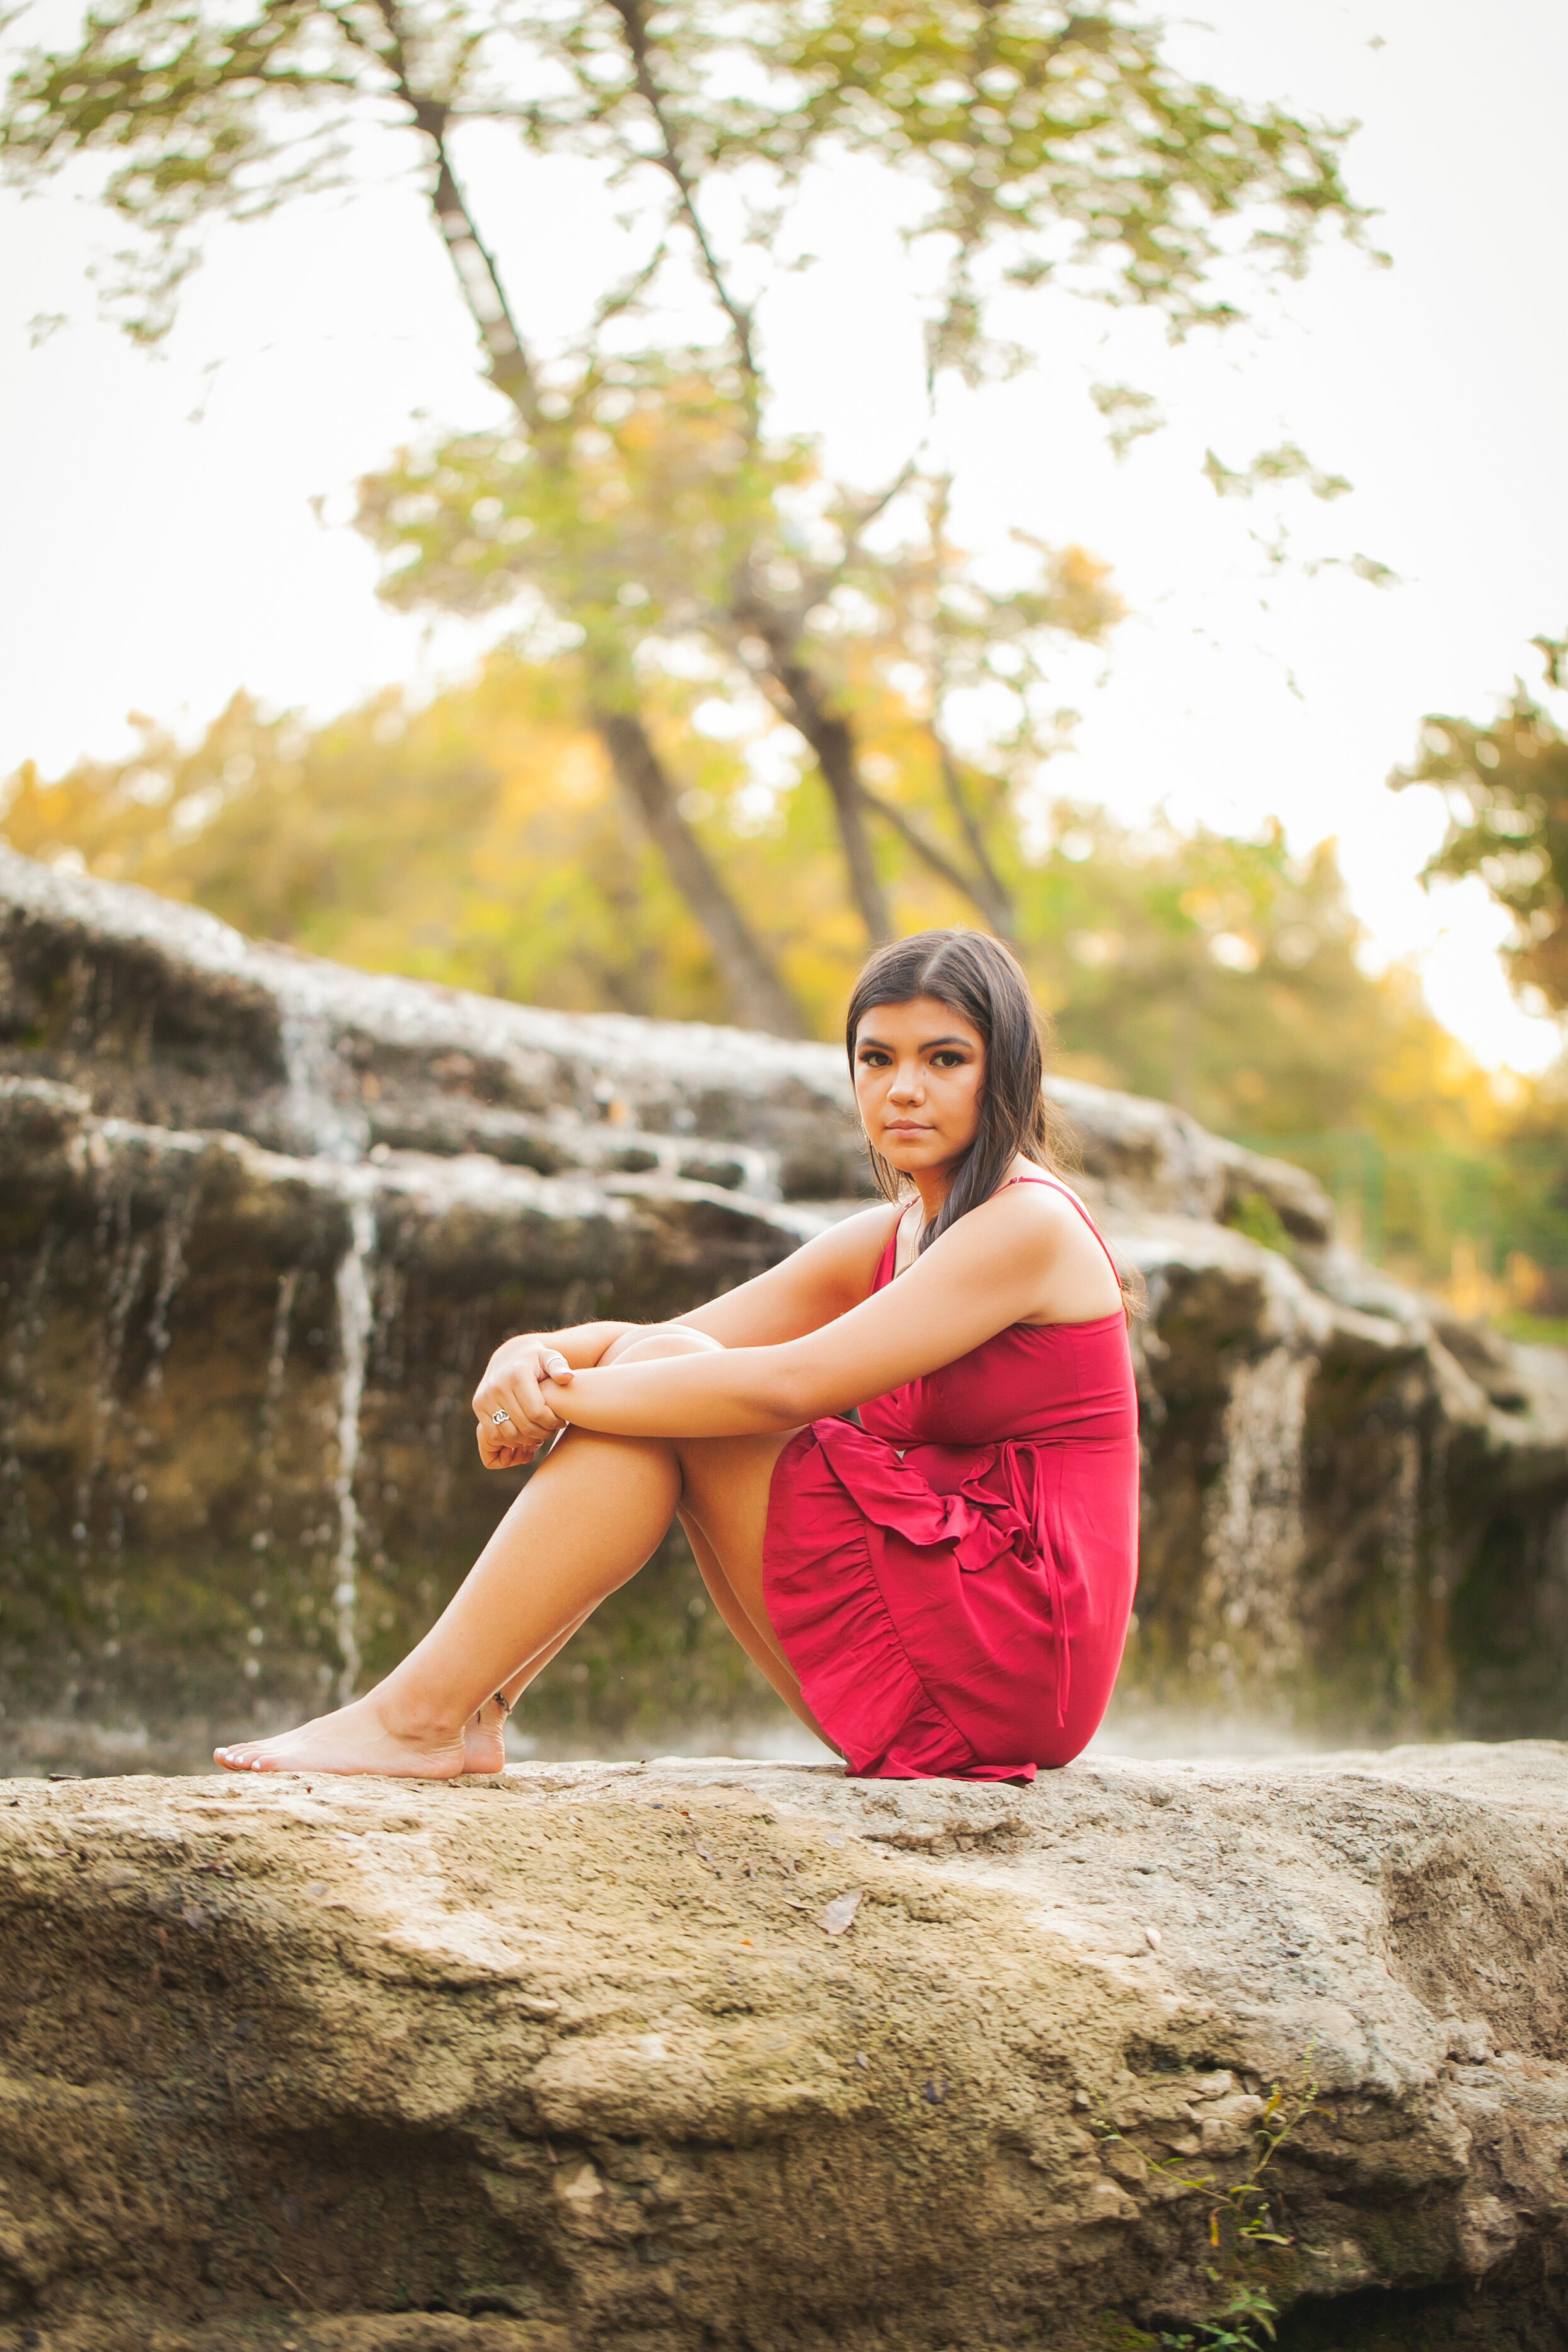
216 930 1139 1782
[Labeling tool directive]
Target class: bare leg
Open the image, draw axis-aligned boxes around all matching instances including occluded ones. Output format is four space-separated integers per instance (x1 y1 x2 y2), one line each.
461 1325 713 1773
679 1512 841 1754
461 1607 591 1775
463 1513 837 1772
214 1329 809 1777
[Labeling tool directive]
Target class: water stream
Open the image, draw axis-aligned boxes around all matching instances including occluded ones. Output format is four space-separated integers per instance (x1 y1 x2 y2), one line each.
328 1194 377 1704
1202 1345 1314 1694
279 991 378 1702
141 1170 200 1402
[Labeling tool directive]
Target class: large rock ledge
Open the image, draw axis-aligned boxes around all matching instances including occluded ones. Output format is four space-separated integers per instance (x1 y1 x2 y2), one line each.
4 1746 1567 2350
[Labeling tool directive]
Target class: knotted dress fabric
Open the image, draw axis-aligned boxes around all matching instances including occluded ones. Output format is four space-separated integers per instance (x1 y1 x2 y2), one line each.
763 1180 1140 1780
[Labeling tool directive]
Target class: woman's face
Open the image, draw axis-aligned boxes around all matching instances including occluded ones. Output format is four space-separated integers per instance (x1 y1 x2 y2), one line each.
853 995 987 1182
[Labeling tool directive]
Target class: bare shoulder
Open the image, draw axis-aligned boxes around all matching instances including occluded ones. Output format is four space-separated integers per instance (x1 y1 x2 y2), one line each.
963 1166 1091 1233
937 1167 1119 1321
804 1200 904 1294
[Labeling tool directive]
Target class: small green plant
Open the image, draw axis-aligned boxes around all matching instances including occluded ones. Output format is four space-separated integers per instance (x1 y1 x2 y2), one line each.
1097 2075 1320 2352
1221 1192 1293 1257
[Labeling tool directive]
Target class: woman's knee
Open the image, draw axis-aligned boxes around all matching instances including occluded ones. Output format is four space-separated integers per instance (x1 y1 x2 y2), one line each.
601 1323 724 1368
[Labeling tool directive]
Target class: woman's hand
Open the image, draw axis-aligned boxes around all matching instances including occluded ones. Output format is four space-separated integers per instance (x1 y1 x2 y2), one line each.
473 1334 576 1468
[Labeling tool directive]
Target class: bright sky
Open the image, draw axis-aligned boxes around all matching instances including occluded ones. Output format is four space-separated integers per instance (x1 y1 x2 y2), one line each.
3 0 1565 1069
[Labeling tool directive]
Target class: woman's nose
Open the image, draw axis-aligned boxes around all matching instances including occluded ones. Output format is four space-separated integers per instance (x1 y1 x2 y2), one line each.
888 1068 923 1100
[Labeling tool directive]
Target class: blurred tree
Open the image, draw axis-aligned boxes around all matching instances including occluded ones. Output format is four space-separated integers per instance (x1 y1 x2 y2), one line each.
1015 803 1568 1289
1030 814 1487 1124
1385 635 1568 1320
16 655 1560 1300
0 659 954 1027
1388 632 1568 1014
1019 810 1400 1130
2 0 1368 1025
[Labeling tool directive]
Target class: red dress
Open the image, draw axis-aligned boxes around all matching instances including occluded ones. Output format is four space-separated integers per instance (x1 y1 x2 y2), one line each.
763 1177 1139 1780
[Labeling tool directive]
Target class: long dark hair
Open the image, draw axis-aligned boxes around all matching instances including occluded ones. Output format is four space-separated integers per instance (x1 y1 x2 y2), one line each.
845 928 1079 1255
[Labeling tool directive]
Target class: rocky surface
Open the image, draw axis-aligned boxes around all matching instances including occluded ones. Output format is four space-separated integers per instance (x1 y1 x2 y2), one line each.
3 845 1568 1767
2 1744 1567 2350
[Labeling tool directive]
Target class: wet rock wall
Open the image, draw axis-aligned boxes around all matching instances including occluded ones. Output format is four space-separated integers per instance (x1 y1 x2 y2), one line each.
3 846 1567 1770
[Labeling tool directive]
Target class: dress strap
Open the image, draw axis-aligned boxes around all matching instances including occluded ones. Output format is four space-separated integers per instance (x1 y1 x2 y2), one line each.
1000 1174 1124 1291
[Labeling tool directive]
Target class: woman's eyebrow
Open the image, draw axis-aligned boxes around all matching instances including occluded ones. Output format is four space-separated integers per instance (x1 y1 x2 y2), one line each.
856 1033 974 1053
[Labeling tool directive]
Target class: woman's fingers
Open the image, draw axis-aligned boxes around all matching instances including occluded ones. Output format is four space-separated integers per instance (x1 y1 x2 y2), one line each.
474 1337 547 1414
475 1349 565 1443
477 1427 540 1470
471 1338 580 1467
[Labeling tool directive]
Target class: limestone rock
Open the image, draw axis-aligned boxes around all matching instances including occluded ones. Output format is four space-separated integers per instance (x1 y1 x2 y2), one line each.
2 1745 1566 2349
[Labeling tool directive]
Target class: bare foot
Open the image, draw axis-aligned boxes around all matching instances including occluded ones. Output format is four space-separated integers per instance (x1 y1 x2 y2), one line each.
462 1696 510 1777
214 1692 467 1779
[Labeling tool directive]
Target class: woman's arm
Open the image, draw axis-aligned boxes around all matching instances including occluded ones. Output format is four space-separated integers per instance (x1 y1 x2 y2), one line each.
672 1204 898 1346
541 1186 1088 1439
472 1206 898 1450
473 1320 637 1450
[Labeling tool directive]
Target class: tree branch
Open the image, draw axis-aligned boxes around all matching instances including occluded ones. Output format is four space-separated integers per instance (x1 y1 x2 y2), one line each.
368 0 543 430
605 0 759 407
736 605 891 943
927 731 1015 935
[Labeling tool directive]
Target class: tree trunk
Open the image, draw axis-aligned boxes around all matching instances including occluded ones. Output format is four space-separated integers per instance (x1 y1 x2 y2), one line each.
596 710 809 1035
931 733 1016 937
763 656 892 943
393 63 804 1036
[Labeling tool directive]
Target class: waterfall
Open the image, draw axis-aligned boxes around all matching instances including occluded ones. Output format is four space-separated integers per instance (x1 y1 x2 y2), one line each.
279 1000 370 1165
242 1268 301 1696
141 1172 200 1400
1201 1346 1314 1695
279 988 377 1704
254 1269 299 1516
73 1179 150 1567
329 1192 376 1705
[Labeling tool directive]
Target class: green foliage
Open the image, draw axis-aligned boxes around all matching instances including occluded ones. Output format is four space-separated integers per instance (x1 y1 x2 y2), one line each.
755 1 1369 342
11 655 1563 1303
1202 444 1352 504
1223 1192 1292 1257
1 0 1375 1022
0 671 737 1019
1389 633 1568 1015
1 0 1369 349
1097 2076 1320 2352
1017 809 1475 1150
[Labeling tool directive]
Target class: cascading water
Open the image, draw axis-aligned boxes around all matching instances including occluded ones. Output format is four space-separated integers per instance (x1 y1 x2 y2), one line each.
243 1268 301 1696
1200 1345 1315 1696
279 1001 370 1165
279 986 378 1703
328 1194 376 1703
74 1176 150 1567
141 1168 200 1402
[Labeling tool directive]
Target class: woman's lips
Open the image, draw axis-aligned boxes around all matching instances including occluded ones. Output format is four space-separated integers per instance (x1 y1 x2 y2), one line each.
883 1122 931 1136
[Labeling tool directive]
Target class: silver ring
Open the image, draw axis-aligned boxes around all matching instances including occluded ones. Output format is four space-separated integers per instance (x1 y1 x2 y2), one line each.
492 1409 512 1426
